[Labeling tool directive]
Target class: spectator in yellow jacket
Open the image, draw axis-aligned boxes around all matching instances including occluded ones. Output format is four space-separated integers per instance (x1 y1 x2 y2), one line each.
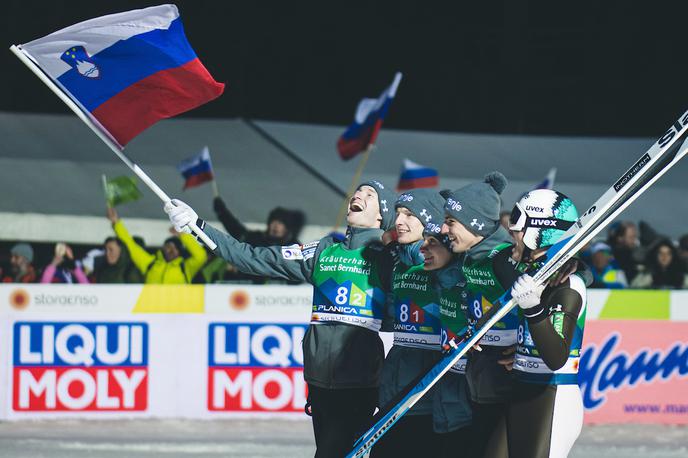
107 207 207 284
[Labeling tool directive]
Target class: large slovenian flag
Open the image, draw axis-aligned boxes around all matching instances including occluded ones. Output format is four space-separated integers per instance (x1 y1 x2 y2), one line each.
397 159 439 191
17 4 224 148
178 146 214 189
337 72 402 161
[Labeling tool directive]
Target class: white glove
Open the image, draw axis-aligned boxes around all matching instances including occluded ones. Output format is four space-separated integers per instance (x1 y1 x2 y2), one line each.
511 274 545 310
164 199 198 234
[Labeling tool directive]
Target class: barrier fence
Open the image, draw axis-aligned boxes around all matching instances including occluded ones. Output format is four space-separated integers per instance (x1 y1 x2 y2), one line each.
1 285 686 424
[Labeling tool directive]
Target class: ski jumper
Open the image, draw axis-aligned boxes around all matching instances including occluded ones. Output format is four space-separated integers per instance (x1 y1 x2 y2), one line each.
373 258 443 457
434 261 473 457
201 223 394 457
460 227 525 458
506 274 587 458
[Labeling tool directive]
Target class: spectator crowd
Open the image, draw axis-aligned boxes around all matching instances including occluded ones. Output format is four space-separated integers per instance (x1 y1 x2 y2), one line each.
581 221 688 289
3 199 688 290
1 197 306 286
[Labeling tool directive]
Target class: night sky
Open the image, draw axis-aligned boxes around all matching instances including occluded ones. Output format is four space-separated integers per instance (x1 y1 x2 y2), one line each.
3 0 688 137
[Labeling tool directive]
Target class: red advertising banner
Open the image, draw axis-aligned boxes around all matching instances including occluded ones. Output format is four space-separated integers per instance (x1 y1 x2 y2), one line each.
580 320 688 424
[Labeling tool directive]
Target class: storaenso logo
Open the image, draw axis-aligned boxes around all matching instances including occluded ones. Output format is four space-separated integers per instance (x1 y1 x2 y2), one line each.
578 333 688 410
9 289 30 310
657 112 688 148
34 293 98 306
254 294 311 306
613 153 651 192
481 334 501 343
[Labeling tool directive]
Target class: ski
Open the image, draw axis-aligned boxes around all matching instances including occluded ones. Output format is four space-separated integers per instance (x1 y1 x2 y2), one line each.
347 108 688 458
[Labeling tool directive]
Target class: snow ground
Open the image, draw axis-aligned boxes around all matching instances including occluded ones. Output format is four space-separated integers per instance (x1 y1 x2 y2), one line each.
0 419 686 457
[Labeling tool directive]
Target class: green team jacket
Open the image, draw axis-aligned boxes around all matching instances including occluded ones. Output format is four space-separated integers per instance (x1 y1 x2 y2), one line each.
461 227 594 403
432 259 473 433
202 222 395 389
379 256 443 417
461 226 525 403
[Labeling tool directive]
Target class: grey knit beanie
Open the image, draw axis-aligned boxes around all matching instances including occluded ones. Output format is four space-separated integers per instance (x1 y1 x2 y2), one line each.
443 171 507 237
358 180 397 230
395 188 445 235
11 243 34 263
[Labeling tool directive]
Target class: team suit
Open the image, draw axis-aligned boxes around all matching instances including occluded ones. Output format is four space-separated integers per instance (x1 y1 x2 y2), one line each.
460 233 525 458
166 181 397 457
206 224 395 456
506 273 587 458
504 188 590 458
442 173 524 458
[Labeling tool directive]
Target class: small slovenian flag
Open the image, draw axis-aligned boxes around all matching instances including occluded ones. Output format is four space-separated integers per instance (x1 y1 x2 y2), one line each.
397 159 439 191
17 4 224 148
337 72 402 161
178 146 214 190
534 167 557 190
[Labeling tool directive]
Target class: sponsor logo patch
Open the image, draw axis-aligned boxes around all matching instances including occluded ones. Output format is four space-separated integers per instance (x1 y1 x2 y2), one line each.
281 244 303 260
301 241 319 261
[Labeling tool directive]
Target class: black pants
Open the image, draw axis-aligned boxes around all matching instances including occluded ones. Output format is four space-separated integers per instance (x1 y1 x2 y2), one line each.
370 414 441 458
438 424 473 458
469 401 508 458
505 383 583 458
308 384 378 458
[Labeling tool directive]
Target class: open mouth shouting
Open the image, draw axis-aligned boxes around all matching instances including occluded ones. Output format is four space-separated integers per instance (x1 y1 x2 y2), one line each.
349 197 365 212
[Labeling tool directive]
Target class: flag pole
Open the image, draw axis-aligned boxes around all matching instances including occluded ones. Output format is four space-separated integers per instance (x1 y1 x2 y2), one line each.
102 174 111 208
211 178 220 198
10 45 217 250
204 145 220 198
333 143 374 231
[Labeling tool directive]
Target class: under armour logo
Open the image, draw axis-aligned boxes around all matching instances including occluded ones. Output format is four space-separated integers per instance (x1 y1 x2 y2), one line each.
380 200 388 212
550 304 563 313
419 209 432 222
470 218 485 231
